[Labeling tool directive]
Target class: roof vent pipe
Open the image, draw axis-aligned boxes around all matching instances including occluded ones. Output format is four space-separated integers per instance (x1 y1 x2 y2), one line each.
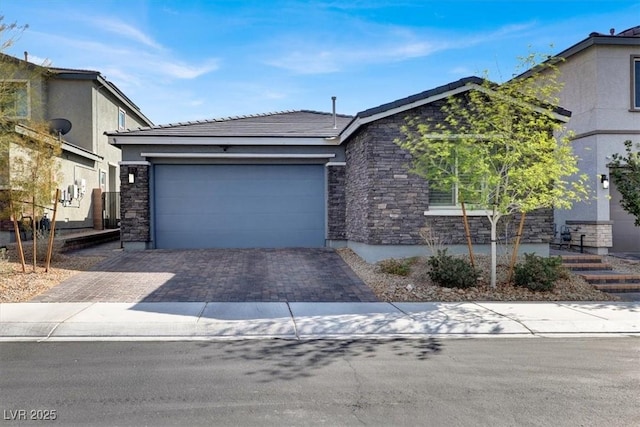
24 51 28 62
332 96 337 129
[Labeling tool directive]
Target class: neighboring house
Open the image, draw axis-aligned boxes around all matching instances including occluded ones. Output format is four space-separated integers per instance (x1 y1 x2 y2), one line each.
109 77 558 262
0 53 153 245
546 25 640 253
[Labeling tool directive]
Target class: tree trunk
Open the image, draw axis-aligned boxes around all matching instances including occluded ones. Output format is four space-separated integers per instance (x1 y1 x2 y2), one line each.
489 206 499 288
32 196 36 273
460 201 476 268
9 197 26 273
507 212 526 283
45 189 60 273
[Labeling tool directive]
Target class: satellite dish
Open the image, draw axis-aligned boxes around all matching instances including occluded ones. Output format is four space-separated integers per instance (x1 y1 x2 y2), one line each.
48 118 72 136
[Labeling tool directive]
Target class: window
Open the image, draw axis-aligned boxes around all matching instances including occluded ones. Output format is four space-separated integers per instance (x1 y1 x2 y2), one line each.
429 184 457 206
0 80 29 118
428 173 482 207
118 108 126 130
633 56 640 110
427 153 485 208
100 170 107 191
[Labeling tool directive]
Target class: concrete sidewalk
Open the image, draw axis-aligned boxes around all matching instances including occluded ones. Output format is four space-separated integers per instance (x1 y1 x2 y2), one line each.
1 301 639 341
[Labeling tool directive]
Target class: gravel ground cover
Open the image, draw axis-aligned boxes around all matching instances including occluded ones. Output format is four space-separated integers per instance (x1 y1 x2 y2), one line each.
0 242 634 303
337 248 622 302
0 242 105 303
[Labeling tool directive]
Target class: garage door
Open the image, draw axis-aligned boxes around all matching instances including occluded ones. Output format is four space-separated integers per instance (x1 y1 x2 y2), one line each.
154 164 326 249
610 179 640 252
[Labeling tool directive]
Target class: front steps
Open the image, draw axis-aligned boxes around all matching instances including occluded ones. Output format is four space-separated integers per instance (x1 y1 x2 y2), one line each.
561 254 640 293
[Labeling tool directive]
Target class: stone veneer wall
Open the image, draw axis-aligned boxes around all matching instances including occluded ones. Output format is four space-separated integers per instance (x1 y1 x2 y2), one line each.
345 132 372 243
119 164 150 244
565 220 612 248
425 209 553 245
345 103 435 245
344 100 554 246
327 165 346 240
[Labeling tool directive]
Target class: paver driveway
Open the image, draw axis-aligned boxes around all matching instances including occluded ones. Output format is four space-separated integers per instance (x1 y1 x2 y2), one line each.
32 247 378 303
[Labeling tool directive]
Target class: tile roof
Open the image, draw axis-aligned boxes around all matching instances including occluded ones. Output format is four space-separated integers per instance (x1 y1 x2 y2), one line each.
48 66 101 76
355 75 570 121
356 76 484 118
109 110 354 138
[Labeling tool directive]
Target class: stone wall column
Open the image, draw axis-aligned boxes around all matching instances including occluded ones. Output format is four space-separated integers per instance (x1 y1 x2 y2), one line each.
326 162 346 241
565 220 613 251
119 162 150 250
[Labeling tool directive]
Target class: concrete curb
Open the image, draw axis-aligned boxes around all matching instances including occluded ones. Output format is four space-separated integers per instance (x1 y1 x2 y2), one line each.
1 301 639 342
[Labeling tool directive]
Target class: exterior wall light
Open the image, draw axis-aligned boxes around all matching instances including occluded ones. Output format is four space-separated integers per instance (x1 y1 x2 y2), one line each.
601 174 609 189
128 167 137 184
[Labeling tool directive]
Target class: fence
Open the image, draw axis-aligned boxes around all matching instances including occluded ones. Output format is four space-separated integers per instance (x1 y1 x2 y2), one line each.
102 192 120 229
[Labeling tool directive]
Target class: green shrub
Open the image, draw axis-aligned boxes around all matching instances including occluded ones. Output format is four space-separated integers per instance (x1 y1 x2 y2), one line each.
427 249 478 289
513 253 563 292
378 258 415 276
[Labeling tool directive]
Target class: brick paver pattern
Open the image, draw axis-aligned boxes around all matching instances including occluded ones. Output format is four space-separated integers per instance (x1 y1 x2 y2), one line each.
32 248 378 303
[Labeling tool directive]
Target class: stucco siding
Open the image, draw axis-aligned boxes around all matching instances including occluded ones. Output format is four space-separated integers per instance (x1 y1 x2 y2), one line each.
1 61 48 122
48 79 94 152
554 38 640 251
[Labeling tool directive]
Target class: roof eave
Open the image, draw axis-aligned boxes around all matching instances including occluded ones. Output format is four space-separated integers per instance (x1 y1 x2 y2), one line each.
13 123 103 161
96 75 154 127
48 70 153 127
109 135 342 147
517 34 640 80
340 80 481 142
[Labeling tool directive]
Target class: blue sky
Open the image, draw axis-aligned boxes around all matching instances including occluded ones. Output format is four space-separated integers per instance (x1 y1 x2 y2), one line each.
2 0 639 125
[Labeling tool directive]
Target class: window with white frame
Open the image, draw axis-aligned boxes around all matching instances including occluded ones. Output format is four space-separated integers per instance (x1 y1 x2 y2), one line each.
425 147 487 208
633 56 640 110
428 173 484 207
118 108 126 130
0 80 29 118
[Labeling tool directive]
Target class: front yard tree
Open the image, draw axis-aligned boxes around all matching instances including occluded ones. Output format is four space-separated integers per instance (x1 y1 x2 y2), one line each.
0 18 61 272
609 140 640 226
6 123 62 272
396 53 588 288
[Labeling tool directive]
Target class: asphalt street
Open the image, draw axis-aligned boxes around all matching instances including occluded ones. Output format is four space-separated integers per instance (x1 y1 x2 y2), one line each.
1 338 639 426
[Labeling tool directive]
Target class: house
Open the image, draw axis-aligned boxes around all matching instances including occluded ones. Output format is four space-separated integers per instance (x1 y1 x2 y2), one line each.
109 77 557 262
544 25 640 253
0 53 153 245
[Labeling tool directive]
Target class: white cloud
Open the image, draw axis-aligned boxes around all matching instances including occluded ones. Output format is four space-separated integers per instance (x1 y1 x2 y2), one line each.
67 15 164 50
262 90 287 100
264 21 536 75
26 27 219 82
449 66 474 76
152 59 220 79
99 67 142 88
266 51 341 74
388 41 439 58
85 17 164 51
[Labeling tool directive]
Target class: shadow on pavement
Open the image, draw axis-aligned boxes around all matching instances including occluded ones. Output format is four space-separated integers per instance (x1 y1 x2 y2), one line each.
198 337 443 382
